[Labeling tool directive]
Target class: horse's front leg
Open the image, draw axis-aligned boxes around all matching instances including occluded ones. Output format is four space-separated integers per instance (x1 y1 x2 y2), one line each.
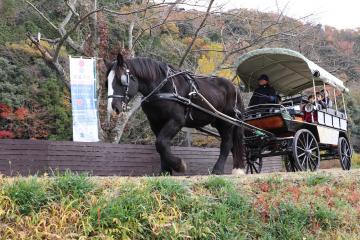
155 119 187 175
212 123 234 175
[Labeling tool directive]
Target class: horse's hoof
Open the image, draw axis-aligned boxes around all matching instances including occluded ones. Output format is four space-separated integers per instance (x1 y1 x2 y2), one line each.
211 168 224 175
174 159 187 173
159 170 172 176
232 168 246 175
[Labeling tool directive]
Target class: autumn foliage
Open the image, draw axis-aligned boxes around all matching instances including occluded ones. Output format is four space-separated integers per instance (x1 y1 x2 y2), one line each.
0 103 28 139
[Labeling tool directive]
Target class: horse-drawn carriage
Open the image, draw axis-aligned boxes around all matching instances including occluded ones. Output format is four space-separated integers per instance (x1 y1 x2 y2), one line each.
237 48 352 173
106 48 352 175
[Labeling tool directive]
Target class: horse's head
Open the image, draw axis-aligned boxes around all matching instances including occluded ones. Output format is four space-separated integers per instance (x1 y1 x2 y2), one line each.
105 53 139 114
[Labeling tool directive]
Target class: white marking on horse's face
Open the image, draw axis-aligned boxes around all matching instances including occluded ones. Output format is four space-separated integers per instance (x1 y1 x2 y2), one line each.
107 69 115 113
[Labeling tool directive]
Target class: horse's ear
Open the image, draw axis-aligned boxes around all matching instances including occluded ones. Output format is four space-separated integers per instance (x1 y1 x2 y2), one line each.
117 53 124 67
103 59 112 69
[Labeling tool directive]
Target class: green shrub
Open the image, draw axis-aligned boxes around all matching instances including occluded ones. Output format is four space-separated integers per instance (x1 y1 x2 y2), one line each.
50 170 95 201
265 202 310 240
306 174 331 186
90 182 155 239
3 177 49 215
203 176 233 192
314 203 340 230
38 77 72 140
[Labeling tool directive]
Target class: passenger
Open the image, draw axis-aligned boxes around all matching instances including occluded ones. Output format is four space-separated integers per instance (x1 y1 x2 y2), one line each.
249 74 277 106
303 95 317 122
320 89 333 108
316 92 325 110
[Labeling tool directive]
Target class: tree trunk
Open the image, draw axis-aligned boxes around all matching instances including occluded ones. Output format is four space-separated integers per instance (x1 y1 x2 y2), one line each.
113 96 142 143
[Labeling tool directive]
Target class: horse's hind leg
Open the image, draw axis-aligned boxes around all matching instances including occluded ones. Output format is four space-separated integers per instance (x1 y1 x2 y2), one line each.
155 119 187 174
212 123 234 175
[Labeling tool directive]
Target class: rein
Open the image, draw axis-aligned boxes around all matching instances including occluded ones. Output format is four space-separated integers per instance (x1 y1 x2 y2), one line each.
141 67 195 103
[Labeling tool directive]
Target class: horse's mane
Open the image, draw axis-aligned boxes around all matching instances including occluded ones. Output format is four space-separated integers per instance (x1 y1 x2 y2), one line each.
126 57 175 82
125 57 218 83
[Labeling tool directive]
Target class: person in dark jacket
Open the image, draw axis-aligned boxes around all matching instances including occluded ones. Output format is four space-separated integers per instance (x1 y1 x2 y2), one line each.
249 74 277 106
320 89 333 108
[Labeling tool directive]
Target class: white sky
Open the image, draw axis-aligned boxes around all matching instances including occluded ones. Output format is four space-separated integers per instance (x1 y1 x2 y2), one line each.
185 0 360 30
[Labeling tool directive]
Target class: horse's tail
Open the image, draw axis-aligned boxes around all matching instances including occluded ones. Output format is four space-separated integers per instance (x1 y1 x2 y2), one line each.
232 125 245 170
232 87 245 172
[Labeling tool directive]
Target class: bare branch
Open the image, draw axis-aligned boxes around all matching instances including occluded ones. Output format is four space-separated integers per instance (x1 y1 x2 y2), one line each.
131 0 182 51
53 7 104 61
61 0 78 29
64 0 80 19
103 2 169 16
26 33 70 90
178 0 215 68
25 0 58 30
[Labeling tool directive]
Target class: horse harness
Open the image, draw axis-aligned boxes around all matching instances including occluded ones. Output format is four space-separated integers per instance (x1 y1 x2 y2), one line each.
107 64 241 122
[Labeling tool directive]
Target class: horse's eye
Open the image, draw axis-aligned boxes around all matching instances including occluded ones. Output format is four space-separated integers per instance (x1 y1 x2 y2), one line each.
120 75 128 86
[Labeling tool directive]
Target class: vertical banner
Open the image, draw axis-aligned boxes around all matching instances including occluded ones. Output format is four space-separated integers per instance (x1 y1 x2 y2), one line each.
69 56 99 142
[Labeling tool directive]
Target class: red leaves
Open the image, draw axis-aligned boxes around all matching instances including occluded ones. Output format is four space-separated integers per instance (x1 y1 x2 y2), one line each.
346 191 360 205
259 183 270 192
0 103 12 119
0 103 29 121
0 130 15 139
287 186 301 202
254 194 270 222
324 186 335 198
14 107 29 120
0 102 31 138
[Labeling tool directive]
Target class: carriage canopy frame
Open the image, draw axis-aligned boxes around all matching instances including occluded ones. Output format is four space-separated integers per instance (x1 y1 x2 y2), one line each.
236 48 349 95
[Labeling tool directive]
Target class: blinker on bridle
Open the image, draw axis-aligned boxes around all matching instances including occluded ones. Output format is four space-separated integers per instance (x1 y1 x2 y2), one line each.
107 68 131 101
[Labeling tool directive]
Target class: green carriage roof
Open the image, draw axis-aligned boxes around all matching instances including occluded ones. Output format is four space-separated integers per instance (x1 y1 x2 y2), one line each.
236 48 349 95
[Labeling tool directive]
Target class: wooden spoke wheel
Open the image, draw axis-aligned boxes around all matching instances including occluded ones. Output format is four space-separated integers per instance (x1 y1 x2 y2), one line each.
292 129 320 171
338 137 352 170
245 156 263 174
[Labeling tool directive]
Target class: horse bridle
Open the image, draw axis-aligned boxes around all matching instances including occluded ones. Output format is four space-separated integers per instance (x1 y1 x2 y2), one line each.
107 66 133 101
107 64 197 112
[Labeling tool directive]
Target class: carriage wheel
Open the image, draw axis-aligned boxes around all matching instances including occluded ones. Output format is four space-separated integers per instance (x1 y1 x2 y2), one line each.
292 129 320 171
283 155 299 172
245 156 263 174
338 137 352 170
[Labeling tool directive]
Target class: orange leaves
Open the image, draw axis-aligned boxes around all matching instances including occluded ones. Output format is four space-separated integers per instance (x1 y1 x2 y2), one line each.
0 103 12 119
14 108 28 120
0 103 29 121
287 186 301 202
183 37 206 49
346 191 360 206
254 194 269 222
0 102 48 139
324 186 335 198
259 182 270 192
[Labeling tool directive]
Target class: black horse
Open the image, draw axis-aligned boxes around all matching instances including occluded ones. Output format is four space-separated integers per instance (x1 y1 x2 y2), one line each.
105 53 245 175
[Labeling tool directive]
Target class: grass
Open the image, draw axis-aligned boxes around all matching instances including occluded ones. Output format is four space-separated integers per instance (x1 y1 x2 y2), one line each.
50 170 95 201
3 177 49 215
306 174 332 186
352 152 360 168
0 170 359 239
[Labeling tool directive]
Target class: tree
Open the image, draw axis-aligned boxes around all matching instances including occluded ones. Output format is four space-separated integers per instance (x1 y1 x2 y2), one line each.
25 0 186 143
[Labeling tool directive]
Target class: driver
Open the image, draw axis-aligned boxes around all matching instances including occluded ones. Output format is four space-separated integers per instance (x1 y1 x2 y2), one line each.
249 74 277 106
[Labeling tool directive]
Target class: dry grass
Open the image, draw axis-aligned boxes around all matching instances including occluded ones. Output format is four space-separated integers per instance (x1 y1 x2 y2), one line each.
352 152 360 168
0 170 359 239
